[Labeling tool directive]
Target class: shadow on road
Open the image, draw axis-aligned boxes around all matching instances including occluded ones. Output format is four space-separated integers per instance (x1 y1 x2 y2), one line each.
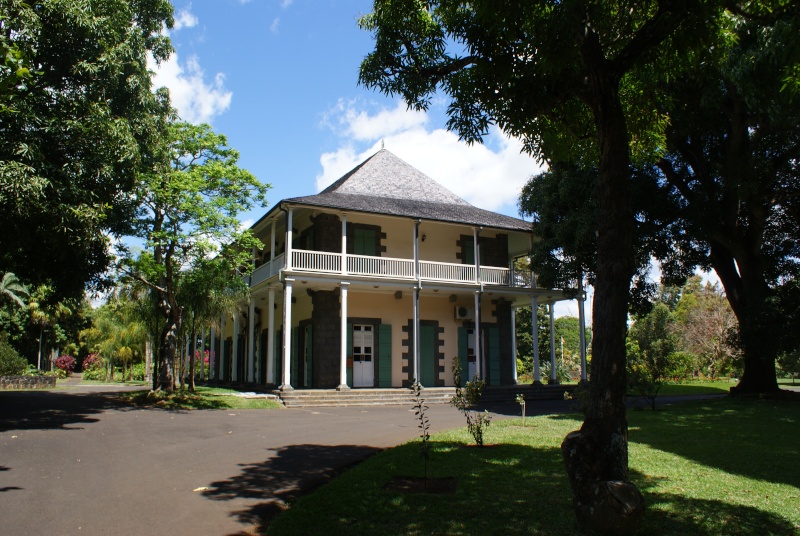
202 443 381 532
0 390 134 432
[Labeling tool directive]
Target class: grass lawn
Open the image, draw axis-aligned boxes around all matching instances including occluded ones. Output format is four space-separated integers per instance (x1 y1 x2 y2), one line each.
265 397 800 536
119 385 283 410
648 380 734 396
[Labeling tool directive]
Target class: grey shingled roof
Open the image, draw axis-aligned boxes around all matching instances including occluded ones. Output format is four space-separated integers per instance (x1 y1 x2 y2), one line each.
285 150 532 232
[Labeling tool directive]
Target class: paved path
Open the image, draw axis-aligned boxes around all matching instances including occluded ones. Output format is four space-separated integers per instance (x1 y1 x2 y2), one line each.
0 383 484 536
0 382 727 536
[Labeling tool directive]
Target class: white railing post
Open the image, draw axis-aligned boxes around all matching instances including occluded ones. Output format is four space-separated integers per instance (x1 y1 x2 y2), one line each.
578 274 588 383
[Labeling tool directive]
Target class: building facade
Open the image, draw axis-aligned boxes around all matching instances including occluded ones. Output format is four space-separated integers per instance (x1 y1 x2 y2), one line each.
208 149 587 390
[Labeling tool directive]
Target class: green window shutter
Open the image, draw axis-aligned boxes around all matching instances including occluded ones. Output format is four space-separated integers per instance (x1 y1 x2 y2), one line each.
463 238 475 265
346 323 353 387
420 325 435 387
378 324 392 387
354 228 377 256
275 329 282 385
259 330 267 384
457 327 468 385
487 326 500 386
291 328 299 388
304 324 313 387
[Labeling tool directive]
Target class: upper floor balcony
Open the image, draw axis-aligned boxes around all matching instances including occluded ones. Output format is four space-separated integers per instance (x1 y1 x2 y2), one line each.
249 248 533 289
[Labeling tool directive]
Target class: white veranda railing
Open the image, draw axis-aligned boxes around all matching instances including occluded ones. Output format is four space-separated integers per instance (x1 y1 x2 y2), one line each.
252 248 532 288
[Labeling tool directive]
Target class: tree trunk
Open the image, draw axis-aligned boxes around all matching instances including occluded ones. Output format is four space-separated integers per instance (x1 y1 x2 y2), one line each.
561 65 643 535
157 306 180 392
709 241 780 394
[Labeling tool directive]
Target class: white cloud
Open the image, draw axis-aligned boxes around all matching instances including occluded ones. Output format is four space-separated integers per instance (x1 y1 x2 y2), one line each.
281 0 294 8
317 101 544 213
173 8 198 30
270 17 280 33
150 53 232 124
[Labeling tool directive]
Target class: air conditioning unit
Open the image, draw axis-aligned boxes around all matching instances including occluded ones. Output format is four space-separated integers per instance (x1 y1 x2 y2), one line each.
454 306 473 320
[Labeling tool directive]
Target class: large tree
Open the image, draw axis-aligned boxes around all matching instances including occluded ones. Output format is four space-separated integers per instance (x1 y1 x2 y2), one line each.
121 121 268 392
653 9 800 394
358 2 713 531
0 0 174 298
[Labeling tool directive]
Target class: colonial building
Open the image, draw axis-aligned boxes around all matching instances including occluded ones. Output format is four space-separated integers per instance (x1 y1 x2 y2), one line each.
208 149 587 391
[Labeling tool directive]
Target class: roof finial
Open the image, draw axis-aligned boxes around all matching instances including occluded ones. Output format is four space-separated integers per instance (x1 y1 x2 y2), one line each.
381 139 385 150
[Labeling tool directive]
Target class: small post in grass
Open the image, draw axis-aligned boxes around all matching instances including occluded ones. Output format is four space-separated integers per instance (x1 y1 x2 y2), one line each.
515 393 526 427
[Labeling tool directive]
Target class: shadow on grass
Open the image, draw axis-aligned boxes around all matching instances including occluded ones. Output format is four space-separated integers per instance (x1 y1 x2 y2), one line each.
629 397 800 489
643 491 797 536
201 443 381 533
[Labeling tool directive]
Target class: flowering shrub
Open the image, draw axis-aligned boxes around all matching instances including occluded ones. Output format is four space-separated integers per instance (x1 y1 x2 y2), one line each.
81 353 106 380
54 355 76 376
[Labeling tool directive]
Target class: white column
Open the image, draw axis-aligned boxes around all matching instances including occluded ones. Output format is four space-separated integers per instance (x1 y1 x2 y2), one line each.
280 279 293 390
248 297 256 383
232 312 240 382
341 213 347 275
413 220 421 385
474 291 482 379
511 307 518 384
220 315 227 381
267 288 275 384
285 208 293 270
578 280 588 383
549 303 558 384
531 295 541 384
338 282 350 390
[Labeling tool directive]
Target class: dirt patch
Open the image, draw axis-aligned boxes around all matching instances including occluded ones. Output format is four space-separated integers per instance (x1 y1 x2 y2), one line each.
384 476 457 494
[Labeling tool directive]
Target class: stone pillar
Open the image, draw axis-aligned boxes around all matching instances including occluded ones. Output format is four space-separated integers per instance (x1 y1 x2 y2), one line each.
474 291 482 379
341 213 347 275
338 282 350 390
413 220 421 385
280 279 293 390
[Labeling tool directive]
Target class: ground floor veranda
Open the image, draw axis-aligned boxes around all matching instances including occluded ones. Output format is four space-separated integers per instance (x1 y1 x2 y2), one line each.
199 274 589 391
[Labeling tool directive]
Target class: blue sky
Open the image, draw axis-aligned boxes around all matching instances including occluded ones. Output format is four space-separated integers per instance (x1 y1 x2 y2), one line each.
153 1 546 227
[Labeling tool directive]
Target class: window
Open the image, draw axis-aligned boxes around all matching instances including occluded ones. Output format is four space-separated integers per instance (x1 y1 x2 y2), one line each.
353 227 377 256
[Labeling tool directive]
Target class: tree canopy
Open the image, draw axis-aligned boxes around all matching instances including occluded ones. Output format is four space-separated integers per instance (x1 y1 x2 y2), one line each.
120 120 269 391
358 1 782 532
0 0 174 298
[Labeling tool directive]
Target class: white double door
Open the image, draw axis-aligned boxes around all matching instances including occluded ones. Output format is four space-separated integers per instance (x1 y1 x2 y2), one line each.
352 324 375 388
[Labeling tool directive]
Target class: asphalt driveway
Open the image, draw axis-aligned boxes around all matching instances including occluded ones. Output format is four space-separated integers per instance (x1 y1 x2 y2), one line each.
0 383 486 536
0 381 728 535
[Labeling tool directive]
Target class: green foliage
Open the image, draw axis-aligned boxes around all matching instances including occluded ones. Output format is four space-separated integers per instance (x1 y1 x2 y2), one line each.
777 350 800 383
450 356 491 446
411 381 431 480
0 0 175 298
120 119 269 391
0 335 27 375
515 393 526 427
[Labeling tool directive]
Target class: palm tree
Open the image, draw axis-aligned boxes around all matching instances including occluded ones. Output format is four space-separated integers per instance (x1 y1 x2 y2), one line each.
28 285 72 370
0 272 29 310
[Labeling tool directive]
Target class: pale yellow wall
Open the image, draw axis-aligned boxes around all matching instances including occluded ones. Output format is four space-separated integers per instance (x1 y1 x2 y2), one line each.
345 289 497 387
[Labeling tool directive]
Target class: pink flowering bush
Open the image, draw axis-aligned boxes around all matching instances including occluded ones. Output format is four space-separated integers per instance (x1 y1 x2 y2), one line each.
54 354 76 376
81 353 106 380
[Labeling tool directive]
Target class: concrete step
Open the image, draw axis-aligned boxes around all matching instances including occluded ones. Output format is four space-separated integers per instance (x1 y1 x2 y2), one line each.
275 387 456 408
